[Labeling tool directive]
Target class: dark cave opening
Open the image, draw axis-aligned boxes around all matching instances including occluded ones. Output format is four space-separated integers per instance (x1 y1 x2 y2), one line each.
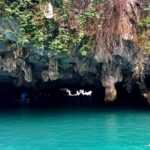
0 81 148 109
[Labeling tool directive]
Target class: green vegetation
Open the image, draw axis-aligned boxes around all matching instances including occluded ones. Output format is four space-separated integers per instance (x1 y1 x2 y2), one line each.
0 0 101 57
0 0 150 57
138 1 150 51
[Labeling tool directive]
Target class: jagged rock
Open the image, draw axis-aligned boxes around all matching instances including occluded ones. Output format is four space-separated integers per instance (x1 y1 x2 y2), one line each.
0 19 148 103
0 51 32 85
142 91 150 105
0 52 16 72
41 58 60 81
105 86 117 102
17 59 32 82
101 63 123 102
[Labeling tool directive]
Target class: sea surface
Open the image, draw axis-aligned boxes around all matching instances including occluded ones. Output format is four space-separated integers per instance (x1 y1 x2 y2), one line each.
0 107 150 150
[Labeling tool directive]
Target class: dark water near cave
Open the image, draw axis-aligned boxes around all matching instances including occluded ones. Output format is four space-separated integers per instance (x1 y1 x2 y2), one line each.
0 107 150 150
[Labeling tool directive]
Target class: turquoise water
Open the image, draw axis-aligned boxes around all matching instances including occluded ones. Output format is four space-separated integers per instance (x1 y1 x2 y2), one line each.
0 107 150 150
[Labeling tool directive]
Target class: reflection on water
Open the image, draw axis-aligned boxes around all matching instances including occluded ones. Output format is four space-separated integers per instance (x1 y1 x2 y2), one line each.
0 107 150 150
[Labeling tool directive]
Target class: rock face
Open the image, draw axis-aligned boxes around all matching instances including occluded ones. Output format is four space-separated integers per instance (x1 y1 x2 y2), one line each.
0 51 32 86
0 50 100 87
143 92 150 104
104 86 117 102
95 39 146 102
101 64 123 102
0 19 148 103
0 38 148 102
